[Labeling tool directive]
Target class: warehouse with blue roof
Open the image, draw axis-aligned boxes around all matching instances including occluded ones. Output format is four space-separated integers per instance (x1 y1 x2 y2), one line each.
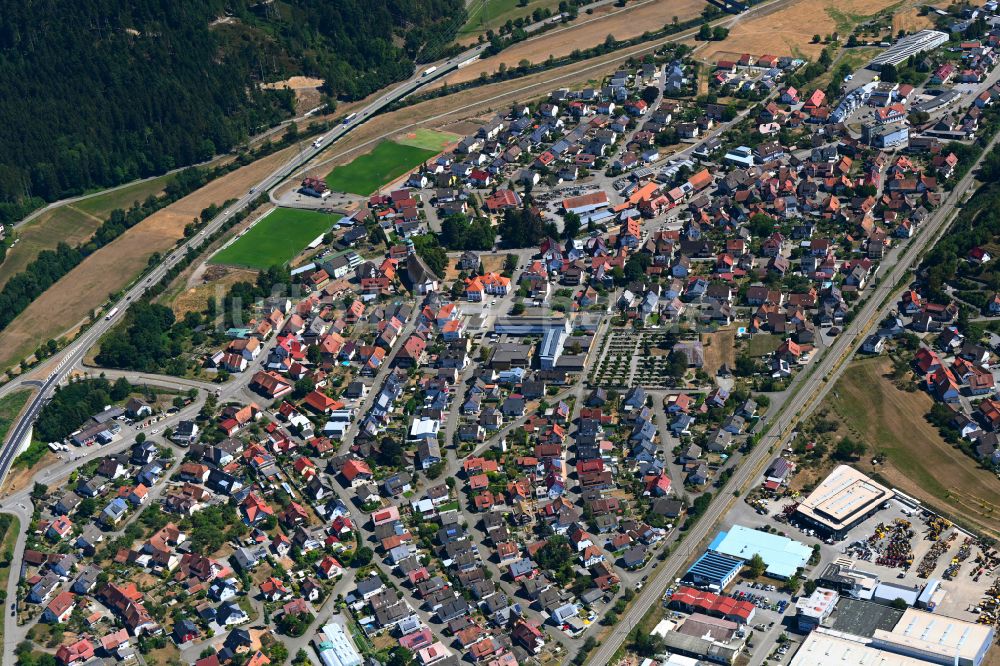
708 524 812 579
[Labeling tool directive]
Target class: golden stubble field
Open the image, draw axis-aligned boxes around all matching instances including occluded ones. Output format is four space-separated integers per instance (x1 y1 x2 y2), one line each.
443 0 707 85
697 0 902 62
0 147 297 372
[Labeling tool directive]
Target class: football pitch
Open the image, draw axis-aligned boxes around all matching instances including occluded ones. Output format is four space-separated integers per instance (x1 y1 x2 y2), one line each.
210 208 341 269
325 140 439 196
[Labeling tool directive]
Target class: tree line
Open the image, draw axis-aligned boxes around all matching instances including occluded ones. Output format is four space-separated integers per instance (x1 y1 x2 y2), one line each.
35 376 135 443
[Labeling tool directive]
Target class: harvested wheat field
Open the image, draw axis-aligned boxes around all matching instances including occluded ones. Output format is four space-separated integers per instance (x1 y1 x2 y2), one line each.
830 357 1000 539
0 174 176 290
892 7 934 33
0 146 297 371
442 0 707 85
698 0 900 62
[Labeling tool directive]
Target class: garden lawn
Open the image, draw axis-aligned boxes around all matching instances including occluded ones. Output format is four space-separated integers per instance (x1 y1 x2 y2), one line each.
326 141 439 196
747 334 782 357
210 208 341 270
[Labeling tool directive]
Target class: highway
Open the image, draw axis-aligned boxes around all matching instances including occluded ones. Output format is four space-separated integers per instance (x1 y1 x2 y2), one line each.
0 43 490 487
583 130 1000 666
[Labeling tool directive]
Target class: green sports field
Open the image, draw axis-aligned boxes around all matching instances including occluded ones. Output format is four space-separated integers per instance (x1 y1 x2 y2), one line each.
395 128 460 151
326 141 439 196
210 208 341 269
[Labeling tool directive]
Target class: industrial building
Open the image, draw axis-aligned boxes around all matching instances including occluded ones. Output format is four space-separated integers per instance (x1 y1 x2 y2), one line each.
873 608 994 666
868 30 949 70
317 623 363 666
682 551 744 591
707 524 812 579
667 586 756 624
792 603 994 666
795 587 839 631
795 465 894 539
792 629 930 666
539 326 569 370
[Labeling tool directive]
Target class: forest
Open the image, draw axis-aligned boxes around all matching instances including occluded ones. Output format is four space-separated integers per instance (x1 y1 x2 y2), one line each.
0 0 464 212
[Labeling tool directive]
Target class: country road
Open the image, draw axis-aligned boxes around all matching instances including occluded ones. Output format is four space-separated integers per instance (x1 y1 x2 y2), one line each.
583 124 1000 666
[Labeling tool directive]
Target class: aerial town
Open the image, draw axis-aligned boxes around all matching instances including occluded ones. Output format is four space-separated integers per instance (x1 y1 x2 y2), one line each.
10 1 1000 666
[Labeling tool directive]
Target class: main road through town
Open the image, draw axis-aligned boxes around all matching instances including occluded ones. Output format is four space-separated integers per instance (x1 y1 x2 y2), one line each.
583 130 1000 666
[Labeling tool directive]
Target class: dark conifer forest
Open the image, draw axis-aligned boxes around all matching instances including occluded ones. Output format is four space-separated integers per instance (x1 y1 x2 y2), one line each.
0 0 464 216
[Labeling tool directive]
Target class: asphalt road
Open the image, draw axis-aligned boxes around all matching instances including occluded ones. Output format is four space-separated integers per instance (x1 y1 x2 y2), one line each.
583 129 1000 666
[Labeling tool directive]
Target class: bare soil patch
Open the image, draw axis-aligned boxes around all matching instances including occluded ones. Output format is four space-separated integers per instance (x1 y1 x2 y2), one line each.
698 0 900 62
169 265 259 317
263 75 326 112
2 452 53 495
0 147 296 372
701 326 736 376
443 0 707 84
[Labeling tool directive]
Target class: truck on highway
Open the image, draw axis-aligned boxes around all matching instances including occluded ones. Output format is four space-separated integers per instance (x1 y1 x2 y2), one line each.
422 66 438 77
105 307 119 320
342 113 357 125
312 136 325 148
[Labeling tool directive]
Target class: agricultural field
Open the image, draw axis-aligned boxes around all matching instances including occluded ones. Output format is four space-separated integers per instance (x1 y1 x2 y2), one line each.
697 0 901 62
0 146 298 374
829 357 1000 538
325 140 439 196
443 0 707 84
211 207 341 270
0 174 175 289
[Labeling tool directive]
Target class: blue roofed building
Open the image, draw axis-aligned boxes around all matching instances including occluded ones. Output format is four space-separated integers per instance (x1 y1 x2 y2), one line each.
708 524 811 579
